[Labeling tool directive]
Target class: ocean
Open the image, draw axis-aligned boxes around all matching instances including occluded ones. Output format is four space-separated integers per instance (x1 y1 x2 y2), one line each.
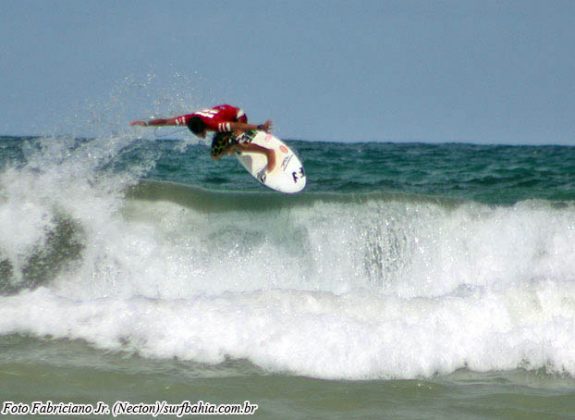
0 133 574 419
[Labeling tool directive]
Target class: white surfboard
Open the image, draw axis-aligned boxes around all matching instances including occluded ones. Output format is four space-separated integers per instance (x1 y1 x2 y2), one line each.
235 131 306 194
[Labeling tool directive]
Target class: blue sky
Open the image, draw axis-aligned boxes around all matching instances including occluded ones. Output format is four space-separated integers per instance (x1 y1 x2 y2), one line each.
1 0 574 144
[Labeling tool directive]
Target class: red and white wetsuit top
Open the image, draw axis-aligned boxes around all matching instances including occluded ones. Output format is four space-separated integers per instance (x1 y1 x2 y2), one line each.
174 104 247 132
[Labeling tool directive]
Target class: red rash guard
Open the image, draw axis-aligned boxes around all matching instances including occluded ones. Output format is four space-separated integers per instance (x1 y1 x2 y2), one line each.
173 104 248 132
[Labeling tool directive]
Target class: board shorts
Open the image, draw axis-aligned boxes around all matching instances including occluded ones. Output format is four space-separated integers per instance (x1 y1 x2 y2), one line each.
210 130 257 157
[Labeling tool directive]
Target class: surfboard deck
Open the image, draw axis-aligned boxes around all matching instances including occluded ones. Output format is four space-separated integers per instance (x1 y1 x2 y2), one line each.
235 131 306 194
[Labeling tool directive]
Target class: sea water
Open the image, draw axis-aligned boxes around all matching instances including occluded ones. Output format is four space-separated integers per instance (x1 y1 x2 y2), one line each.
1 134 574 418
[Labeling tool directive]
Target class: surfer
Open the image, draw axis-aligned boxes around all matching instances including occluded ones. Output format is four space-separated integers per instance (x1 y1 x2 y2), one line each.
130 104 276 171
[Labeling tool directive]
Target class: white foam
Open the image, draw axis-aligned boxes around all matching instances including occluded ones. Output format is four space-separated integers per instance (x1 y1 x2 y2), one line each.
1 280 574 380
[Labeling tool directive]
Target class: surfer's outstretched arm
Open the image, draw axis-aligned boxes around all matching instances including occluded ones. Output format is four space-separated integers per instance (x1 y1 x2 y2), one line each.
130 117 181 127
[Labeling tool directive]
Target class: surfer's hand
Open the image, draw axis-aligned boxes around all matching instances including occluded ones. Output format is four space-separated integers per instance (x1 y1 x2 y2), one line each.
130 120 147 127
259 120 272 133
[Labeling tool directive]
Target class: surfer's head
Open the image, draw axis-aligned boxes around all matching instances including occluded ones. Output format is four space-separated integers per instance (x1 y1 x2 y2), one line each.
211 132 235 158
186 116 207 138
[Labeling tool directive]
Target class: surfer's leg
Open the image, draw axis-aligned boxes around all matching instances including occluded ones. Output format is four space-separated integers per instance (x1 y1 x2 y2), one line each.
236 143 276 172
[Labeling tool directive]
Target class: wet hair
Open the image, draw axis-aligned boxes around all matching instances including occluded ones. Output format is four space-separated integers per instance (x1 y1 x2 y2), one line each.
186 116 206 135
211 132 235 157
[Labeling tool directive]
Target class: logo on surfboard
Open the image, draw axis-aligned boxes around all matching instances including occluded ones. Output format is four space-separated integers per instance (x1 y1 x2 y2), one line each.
292 167 305 183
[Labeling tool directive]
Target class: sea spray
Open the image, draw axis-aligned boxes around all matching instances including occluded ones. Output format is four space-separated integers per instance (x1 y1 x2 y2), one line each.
0 134 158 291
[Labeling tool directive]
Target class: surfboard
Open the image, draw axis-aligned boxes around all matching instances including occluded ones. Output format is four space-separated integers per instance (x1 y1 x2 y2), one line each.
235 131 306 194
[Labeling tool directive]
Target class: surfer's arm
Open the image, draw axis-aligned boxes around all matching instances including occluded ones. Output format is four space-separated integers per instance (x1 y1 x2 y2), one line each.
130 115 188 127
228 120 272 133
